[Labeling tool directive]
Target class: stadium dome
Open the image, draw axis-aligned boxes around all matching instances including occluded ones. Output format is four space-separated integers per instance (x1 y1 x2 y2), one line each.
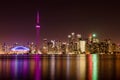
11 46 30 53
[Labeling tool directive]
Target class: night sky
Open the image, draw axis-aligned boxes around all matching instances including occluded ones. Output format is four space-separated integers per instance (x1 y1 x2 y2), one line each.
0 0 120 44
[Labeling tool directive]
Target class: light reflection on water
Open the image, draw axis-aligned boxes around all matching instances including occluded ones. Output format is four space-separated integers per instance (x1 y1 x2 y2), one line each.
0 54 120 80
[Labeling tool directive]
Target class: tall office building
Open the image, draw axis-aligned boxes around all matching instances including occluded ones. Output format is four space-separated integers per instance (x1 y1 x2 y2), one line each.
35 11 41 54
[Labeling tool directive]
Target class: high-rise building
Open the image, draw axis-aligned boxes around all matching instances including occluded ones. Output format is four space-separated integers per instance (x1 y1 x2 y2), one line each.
80 40 86 53
43 38 48 48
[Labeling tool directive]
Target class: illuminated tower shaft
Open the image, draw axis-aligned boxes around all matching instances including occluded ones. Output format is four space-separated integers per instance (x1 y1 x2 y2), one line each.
36 11 40 53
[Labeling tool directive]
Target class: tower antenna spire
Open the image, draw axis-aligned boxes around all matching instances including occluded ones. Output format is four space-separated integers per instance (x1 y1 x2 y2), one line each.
37 11 39 24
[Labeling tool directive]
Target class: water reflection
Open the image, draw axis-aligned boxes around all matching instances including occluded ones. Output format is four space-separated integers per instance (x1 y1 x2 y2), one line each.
92 54 98 80
99 55 116 80
0 54 120 80
50 56 55 80
35 57 41 80
79 54 86 80
66 55 70 80
87 54 92 80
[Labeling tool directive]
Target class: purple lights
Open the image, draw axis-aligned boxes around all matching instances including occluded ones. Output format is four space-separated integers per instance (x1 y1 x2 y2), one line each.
11 46 30 52
36 11 41 53
36 11 40 28
37 11 40 25
36 25 40 28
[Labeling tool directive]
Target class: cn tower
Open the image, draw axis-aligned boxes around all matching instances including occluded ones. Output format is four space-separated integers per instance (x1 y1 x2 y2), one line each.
36 11 41 54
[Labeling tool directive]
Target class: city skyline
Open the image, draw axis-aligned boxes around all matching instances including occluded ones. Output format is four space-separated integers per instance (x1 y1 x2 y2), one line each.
0 1 120 43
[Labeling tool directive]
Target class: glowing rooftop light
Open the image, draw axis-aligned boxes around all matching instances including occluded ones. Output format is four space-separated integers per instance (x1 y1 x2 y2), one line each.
77 34 81 38
92 34 96 37
71 32 75 35
68 35 71 38
15 43 18 45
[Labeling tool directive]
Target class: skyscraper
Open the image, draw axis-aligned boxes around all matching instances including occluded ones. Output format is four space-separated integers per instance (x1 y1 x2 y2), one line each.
36 11 41 54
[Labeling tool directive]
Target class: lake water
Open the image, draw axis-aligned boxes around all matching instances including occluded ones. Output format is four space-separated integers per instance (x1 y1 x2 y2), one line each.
0 54 120 80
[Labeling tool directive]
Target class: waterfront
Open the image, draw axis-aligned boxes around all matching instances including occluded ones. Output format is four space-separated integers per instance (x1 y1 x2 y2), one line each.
0 54 120 80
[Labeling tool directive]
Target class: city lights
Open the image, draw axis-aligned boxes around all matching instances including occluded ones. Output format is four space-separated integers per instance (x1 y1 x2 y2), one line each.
0 11 119 55
0 32 120 54
11 46 30 54
92 34 96 37
0 1 120 80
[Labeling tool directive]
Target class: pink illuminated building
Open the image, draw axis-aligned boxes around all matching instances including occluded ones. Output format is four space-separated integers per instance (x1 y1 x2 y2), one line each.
36 11 41 54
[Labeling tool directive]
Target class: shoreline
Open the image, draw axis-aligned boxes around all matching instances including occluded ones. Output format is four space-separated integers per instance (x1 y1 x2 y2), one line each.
0 53 119 59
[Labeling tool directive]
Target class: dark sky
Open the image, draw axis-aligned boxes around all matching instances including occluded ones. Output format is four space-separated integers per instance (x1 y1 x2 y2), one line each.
0 0 120 44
